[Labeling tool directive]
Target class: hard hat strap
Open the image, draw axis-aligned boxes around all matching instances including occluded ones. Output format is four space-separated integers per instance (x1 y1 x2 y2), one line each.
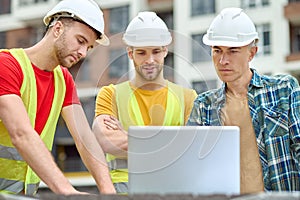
49 12 80 27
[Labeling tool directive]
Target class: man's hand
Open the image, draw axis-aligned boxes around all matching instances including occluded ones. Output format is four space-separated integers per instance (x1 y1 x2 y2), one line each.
93 114 128 157
103 115 125 131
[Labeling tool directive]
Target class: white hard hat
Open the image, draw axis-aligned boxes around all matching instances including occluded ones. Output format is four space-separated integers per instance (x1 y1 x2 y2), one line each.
44 0 109 46
203 7 259 47
123 11 172 47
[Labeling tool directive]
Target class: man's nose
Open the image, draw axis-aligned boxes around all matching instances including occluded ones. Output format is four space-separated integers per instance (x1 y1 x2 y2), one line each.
219 53 229 65
145 54 155 64
78 46 88 59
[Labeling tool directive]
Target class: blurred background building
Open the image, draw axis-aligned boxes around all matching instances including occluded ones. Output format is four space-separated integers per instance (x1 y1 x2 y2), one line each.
1 0 300 193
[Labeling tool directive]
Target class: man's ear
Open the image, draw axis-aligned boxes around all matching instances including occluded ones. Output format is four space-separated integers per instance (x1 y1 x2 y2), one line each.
52 21 64 38
127 47 133 60
163 47 168 58
249 46 258 62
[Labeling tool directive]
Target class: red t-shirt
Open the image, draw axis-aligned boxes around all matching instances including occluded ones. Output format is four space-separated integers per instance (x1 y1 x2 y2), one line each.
0 51 80 135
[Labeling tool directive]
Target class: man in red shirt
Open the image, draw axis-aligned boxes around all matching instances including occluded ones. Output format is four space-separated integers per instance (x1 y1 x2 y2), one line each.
0 0 115 196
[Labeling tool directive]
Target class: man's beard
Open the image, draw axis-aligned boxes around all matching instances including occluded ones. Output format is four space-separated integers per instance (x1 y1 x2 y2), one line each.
135 63 164 81
54 32 78 67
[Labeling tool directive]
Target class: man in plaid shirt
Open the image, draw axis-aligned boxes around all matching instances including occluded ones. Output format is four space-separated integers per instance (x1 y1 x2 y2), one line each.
187 7 300 193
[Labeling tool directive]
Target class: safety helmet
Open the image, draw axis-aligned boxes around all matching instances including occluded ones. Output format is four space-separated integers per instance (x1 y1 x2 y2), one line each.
202 7 259 47
123 11 172 47
44 0 109 46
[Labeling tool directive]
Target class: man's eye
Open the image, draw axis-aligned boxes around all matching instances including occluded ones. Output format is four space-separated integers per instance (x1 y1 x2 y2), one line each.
230 50 239 53
78 39 84 44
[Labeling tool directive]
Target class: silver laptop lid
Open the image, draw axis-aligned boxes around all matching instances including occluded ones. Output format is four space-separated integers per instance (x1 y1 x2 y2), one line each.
128 126 240 195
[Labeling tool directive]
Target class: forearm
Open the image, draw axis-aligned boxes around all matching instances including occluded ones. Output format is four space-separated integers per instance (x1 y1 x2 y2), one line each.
97 129 128 157
93 115 128 157
62 105 116 194
75 138 116 193
12 129 76 194
0 96 77 195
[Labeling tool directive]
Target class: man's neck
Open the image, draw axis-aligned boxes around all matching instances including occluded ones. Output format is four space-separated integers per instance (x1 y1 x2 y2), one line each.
130 78 167 91
225 69 253 98
24 39 58 72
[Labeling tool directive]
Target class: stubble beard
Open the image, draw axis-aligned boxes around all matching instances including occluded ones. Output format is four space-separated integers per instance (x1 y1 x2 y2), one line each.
54 33 74 68
135 63 164 81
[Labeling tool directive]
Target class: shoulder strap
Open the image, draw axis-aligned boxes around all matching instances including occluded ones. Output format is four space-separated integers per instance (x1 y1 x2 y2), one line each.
116 81 144 131
164 81 185 125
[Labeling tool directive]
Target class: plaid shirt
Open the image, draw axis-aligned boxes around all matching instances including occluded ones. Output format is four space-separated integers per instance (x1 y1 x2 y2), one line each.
187 69 300 191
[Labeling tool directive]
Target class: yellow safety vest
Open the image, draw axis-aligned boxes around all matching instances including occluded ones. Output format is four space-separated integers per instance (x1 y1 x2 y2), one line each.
107 81 184 186
0 49 66 195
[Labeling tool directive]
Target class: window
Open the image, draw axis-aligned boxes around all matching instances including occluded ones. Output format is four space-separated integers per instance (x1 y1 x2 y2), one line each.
158 11 173 30
0 0 11 14
0 32 6 48
55 141 87 172
261 0 269 5
68 58 90 82
31 25 45 44
19 0 48 6
291 25 300 54
191 0 215 16
256 23 271 56
164 52 174 79
191 33 211 63
192 80 217 94
109 5 129 34
241 0 269 8
109 48 128 78
76 58 90 82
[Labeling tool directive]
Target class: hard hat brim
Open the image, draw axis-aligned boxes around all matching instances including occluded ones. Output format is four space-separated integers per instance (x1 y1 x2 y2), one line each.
97 34 110 46
123 28 172 47
202 33 258 47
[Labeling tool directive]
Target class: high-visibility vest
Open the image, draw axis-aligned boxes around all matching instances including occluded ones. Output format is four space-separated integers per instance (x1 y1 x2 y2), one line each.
0 48 66 195
107 81 185 186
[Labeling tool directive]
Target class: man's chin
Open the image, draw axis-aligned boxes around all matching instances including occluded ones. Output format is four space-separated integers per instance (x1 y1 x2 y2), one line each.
62 61 77 68
145 76 158 81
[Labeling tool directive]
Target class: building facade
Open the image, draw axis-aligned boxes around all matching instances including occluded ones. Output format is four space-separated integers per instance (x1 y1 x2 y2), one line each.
1 0 300 190
175 0 300 93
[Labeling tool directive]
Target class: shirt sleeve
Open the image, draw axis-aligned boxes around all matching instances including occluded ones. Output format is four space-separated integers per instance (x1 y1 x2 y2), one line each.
94 84 117 118
186 96 202 126
60 67 81 107
0 52 23 97
184 89 198 124
287 75 300 165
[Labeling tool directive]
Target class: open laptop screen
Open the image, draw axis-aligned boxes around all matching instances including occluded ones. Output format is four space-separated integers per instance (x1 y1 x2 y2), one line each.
128 126 240 195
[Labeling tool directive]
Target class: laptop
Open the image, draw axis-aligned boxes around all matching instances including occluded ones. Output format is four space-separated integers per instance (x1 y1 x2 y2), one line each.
128 126 240 195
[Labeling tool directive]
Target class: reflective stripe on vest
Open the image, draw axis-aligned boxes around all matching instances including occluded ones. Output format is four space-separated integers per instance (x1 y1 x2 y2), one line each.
107 81 185 185
0 48 66 195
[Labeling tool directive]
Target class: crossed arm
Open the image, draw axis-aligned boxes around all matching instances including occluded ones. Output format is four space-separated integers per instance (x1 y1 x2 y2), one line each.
92 114 128 159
